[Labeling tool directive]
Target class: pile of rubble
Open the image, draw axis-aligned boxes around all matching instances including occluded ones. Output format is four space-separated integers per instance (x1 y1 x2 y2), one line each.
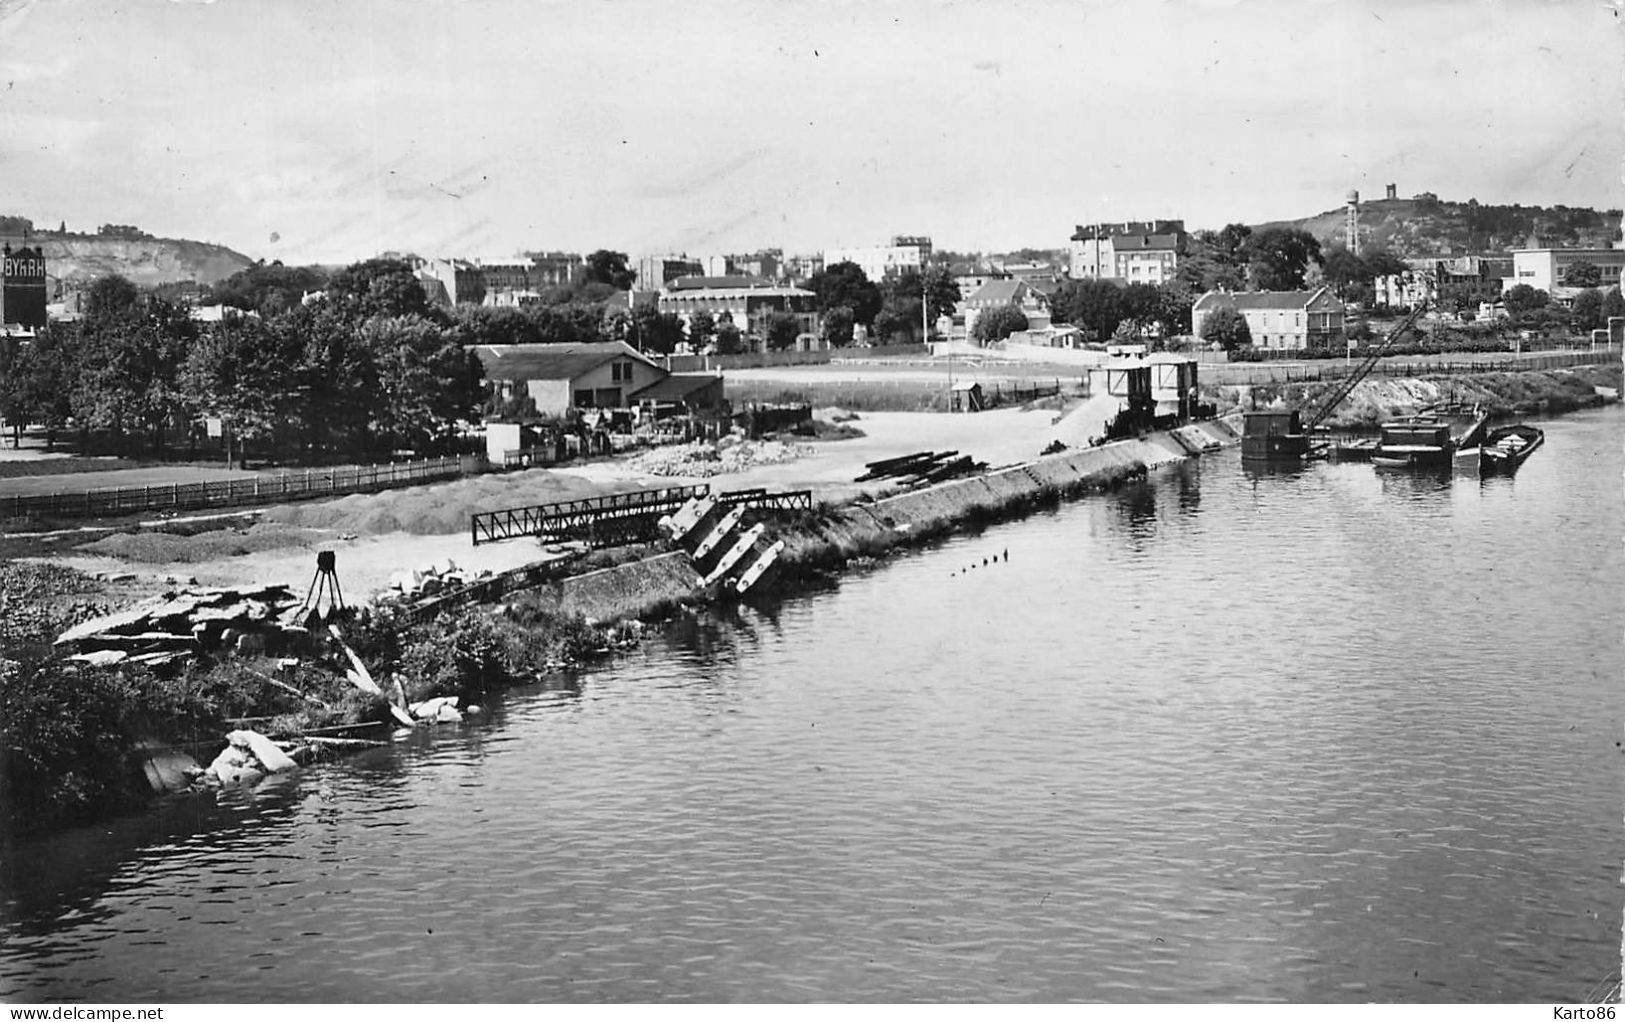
626 438 802 478
386 559 494 600
54 583 318 668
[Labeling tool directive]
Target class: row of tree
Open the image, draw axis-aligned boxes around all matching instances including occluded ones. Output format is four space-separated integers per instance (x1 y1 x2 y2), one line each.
803 261 961 346
0 262 485 461
1504 283 1625 334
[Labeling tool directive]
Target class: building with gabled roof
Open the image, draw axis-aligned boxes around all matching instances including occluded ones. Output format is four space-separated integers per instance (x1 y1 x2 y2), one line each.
1069 220 1187 284
961 278 1051 344
476 341 668 416
631 373 727 416
656 277 821 351
1191 288 1346 350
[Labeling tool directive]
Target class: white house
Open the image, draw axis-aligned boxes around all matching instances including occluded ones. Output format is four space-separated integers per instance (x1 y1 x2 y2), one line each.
1501 247 1625 293
1191 288 1346 350
476 341 667 416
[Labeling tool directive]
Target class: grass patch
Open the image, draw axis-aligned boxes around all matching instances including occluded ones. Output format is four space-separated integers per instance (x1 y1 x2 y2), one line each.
74 522 325 563
728 382 953 413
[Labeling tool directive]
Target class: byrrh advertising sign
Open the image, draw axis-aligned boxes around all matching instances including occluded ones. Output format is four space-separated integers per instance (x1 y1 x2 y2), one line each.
2 244 48 329
3 250 46 280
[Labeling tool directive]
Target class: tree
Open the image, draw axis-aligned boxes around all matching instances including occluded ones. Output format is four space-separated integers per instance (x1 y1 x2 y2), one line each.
1363 250 1410 281
1570 288 1605 333
885 267 961 332
1152 283 1194 339
0 337 28 447
525 302 608 344
807 261 883 325
72 286 195 455
1242 227 1322 291
1320 247 1371 302
1213 223 1253 263
290 303 379 456
1502 284 1549 316
763 312 802 352
1563 261 1603 288
973 304 1028 344
715 320 746 355
1440 281 1500 317
1199 307 1252 351
1602 286 1625 322
1119 283 1161 335
84 275 141 332
871 309 905 344
181 315 306 463
360 316 485 454
686 309 716 350
210 261 328 314
628 307 685 355
7 325 77 448
1049 278 1125 342
821 305 855 348
585 250 636 290
323 258 438 321
453 305 541 347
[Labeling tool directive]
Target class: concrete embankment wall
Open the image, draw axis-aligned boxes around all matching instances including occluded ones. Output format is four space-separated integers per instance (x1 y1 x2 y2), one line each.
523 552 703 624
776 421 1238 580
533 421 1241 623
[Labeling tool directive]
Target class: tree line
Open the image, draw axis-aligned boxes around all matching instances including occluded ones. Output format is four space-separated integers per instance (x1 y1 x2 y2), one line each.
0 261 485 462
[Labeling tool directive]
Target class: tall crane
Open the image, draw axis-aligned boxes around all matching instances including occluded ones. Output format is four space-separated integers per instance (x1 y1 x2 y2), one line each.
1300 301 1429 432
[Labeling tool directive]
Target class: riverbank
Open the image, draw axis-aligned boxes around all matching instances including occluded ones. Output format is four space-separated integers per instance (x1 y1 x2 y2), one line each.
0 420 1229 834
1218 364 1622 429
4 359 1616 833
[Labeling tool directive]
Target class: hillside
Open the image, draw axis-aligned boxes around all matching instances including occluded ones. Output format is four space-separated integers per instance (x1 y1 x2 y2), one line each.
0 224 255 288
1253 195 1622 257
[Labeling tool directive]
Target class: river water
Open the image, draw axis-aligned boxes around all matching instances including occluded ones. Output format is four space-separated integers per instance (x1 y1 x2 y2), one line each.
3 407 1621 1003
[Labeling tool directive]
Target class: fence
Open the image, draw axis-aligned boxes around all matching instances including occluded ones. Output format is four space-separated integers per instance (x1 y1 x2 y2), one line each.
1205 349 1621 386
982 380 1065 409
1 454 484 522
661 343 930 374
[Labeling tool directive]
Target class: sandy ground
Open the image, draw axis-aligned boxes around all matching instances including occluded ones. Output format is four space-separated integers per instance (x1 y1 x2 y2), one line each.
22 409 1085 606
724 362 1089 385
36 528 566 608
550 406 1076 504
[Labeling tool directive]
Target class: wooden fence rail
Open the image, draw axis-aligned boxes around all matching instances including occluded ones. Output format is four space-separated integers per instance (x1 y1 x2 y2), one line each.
1 454 484 522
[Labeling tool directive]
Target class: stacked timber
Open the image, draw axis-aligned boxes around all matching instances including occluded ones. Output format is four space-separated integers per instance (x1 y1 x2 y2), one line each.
855 450 988 487
660 496 786 595
54 584 313 667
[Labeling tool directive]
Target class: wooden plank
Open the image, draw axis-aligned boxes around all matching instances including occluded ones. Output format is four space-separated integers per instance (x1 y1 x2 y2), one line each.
703 523 765 585
693 506 745 559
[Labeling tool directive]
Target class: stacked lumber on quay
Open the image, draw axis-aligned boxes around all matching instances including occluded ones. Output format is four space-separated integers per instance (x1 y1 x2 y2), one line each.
855 450 989 487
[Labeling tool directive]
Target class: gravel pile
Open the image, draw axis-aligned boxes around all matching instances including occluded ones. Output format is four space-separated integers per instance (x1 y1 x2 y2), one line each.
626 439 804 478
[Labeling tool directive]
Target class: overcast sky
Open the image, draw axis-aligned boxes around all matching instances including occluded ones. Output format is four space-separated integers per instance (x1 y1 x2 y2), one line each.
1 0 1619 265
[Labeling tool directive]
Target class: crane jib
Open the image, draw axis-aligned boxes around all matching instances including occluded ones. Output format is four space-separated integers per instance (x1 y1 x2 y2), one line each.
1302 302 1429 431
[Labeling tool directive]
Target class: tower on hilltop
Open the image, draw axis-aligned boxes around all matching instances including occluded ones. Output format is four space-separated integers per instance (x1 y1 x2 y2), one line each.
1345 189 1361 257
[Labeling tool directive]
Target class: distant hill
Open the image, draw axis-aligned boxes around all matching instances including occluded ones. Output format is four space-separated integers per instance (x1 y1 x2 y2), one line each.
1252 195 1622 258
0 219 255 289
